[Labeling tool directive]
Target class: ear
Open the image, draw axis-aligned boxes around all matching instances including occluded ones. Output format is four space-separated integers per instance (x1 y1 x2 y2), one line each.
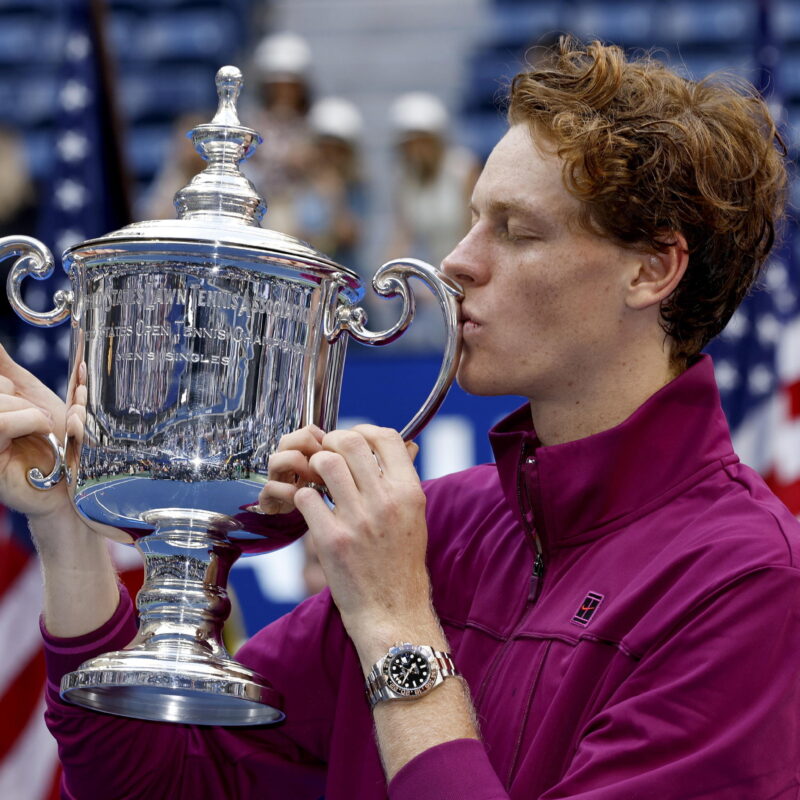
625 233 689 311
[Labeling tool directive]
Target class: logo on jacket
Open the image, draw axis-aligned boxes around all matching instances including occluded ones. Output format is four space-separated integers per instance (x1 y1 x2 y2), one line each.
571 591 604 627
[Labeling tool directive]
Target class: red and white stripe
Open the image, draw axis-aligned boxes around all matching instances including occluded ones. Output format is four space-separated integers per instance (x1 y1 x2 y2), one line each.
730 318 800 516
0 517 143 799
0 515 60 800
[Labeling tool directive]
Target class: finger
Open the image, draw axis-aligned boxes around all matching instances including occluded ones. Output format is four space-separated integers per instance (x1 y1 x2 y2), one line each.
320 429 383 494
406 441 419 463
267 449 322 484
66 406 86 442
308 449 363 508
276 426 325 455
0 375 15 395
0 407 53 448
73 384 88 407
0 395 53 417
257 480 299 514
352 424 419 482
294 485 335 531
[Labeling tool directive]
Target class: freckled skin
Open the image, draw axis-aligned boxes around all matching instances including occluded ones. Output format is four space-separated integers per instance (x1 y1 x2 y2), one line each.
442 125 677 445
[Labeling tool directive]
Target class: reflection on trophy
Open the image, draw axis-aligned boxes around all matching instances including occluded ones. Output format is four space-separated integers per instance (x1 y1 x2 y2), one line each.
0 66 462 725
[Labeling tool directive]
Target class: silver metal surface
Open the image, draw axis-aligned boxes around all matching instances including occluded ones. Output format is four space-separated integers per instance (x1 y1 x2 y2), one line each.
28 433 68 490
3 235 73 326
1 65 463 725
336 258 462 441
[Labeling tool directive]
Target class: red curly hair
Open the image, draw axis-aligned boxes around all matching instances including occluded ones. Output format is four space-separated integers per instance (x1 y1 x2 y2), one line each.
508 37 788 367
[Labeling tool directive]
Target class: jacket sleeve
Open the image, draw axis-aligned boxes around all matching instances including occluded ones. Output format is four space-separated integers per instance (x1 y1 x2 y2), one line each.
43 580 348 799
390 566 800 800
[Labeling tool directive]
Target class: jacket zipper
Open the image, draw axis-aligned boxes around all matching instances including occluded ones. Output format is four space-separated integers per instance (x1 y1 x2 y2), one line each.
517 443 546 605
472 439 549 712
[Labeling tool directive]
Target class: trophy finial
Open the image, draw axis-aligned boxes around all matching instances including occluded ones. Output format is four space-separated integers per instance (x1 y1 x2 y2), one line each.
211 66 244 127
172 65 266 225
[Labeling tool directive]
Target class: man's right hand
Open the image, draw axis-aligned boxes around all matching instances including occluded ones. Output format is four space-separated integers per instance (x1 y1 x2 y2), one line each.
257 424 326 514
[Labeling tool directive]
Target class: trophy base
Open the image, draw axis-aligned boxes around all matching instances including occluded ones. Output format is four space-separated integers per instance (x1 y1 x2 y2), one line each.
60 647 285 726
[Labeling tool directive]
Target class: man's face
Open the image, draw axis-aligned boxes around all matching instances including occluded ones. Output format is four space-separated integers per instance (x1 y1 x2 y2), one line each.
442 124 642 403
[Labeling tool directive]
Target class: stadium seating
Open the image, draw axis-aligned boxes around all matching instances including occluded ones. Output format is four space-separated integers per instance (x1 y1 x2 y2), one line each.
0 0 249 190
460 0 784 160
0 0 795 207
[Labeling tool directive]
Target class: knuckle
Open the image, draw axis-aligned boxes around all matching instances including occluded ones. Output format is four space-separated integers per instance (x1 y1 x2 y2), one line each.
267 451 287 471
309 450 339 471
397 482 426 509
276 432 294 451
351 423 377 436
324 429 361 451
278 427 313 450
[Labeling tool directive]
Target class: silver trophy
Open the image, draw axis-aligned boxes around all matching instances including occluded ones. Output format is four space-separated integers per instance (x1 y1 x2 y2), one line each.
1 66 462 725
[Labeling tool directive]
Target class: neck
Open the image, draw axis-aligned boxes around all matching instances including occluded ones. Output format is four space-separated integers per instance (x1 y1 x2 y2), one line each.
529 352 682 447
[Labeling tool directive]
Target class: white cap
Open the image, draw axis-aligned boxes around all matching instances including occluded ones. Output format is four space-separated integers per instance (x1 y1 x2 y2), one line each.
309 97 363 143
253 32 312 81
390 92 449 136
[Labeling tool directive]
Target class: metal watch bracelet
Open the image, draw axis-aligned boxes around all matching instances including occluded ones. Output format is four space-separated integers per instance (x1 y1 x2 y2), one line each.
365 645 459 709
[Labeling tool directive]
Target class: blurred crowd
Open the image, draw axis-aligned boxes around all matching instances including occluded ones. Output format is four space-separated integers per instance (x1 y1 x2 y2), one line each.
144 31 480 351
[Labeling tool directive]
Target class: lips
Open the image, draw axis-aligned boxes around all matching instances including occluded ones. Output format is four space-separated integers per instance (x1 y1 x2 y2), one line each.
460 306 481 329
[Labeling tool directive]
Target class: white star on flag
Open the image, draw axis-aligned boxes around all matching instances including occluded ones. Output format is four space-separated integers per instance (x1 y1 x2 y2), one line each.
56 131 89 163
721 308 749 340
756 313 782 345
714 359 741 392
16 333 48 366
55 179 87 211
57 330 71 361
748 364 775 395
65 32 91 61
59 80 90 112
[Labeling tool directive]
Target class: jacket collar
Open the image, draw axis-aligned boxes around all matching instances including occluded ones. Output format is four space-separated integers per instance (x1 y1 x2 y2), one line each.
489 356 738 550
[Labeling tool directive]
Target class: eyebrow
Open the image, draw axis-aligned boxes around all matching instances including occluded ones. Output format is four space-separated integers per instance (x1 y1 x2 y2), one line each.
471 197 559 231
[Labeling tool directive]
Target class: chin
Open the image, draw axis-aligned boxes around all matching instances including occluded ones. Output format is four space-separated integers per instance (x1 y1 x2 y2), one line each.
456 369 514 398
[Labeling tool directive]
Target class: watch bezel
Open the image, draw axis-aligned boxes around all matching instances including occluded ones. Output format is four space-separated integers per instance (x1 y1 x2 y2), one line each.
382 644 439 698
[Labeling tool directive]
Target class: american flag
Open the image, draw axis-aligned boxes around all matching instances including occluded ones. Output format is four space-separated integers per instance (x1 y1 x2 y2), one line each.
705 2 800 518
0 1 136 797
706 222 800 515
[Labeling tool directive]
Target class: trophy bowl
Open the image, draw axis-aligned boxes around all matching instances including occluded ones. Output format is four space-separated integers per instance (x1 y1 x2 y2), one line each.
0 66 462 725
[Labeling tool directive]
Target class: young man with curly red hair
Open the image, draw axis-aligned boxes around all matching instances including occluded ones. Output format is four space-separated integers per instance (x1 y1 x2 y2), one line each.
4 38 799 799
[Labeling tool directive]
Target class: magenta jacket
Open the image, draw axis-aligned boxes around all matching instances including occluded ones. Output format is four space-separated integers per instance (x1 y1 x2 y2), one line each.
43 356 800 798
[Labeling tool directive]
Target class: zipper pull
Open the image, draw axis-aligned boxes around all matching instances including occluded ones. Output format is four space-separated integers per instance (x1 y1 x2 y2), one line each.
528 552 545 603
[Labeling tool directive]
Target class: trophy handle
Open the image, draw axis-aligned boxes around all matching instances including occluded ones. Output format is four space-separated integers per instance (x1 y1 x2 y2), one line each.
327 258 463 441
29 433 68 490
1 235 73 327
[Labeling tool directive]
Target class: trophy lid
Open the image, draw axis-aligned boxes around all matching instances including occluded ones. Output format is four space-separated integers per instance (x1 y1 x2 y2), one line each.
66 66 358 285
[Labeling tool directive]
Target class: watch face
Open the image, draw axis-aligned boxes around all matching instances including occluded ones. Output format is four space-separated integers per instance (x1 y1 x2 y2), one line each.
384 647 437 697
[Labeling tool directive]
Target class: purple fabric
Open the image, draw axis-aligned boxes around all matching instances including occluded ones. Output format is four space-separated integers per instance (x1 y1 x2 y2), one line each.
42 356 800 798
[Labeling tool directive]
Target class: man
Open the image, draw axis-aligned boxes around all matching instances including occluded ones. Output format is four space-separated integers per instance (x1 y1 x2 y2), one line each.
2 38 798 798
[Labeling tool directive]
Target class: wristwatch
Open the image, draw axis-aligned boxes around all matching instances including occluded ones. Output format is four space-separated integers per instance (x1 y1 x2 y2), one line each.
364 643 460 709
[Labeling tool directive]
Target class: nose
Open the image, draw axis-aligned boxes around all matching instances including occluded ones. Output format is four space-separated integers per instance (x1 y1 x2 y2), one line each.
441 225 487 286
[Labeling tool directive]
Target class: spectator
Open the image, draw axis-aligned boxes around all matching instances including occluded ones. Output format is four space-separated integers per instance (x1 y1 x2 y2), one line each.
292 96 366 268
141 112 208 221
385 92 480 350
387 92 480 269
242 31 315 235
